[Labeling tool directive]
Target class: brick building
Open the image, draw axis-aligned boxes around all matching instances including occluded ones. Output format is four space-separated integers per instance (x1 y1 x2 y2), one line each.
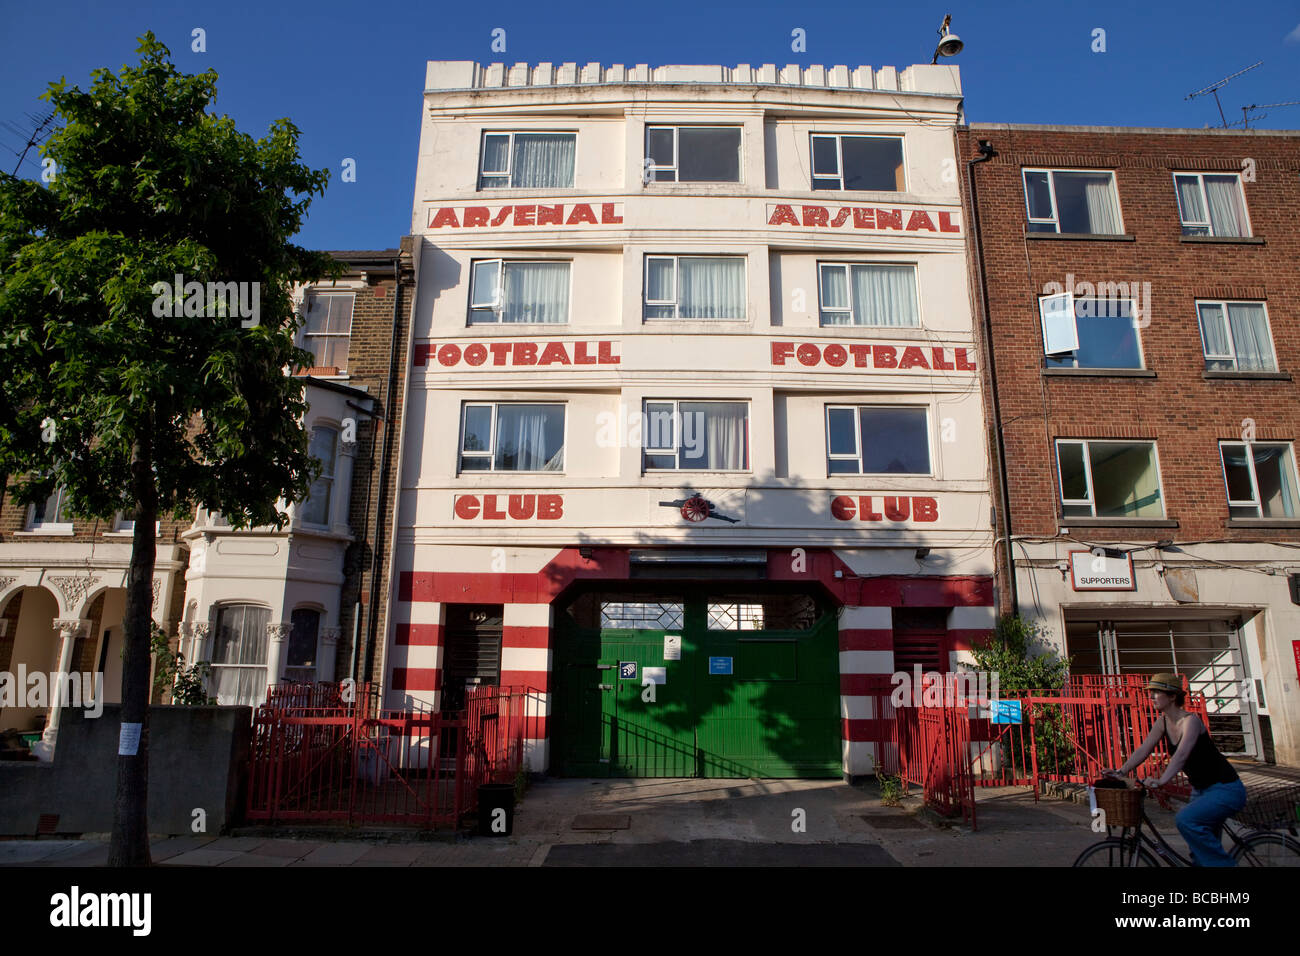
0 247 414 756
960 124 1300 766
387 60 996 780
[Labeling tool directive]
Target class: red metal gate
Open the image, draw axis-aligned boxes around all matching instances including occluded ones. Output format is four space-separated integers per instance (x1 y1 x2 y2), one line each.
863 673 1210 830
246 683 540 828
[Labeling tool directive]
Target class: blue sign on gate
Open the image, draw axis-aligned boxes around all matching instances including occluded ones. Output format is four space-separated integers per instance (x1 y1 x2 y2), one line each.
991 699 1022 724
619 661 638 680
708 656 733 675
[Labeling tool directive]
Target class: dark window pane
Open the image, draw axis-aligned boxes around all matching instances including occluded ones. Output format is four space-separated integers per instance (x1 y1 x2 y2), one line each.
858 408 929 473
1024 171 1053 220
644 453 676 470
811 136 839 178
1252 445 1296 517
839 137 903 191
1221 444 1254 502
1058 443 1087 501
1046 299 1141 369
647 128 674 166
827 408 857 455
288 609 319 668
677 128 741 182
645 403 675 449
463 406 492 452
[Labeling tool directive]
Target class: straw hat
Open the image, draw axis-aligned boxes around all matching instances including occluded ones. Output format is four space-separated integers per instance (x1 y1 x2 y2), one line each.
1147 673 1184 694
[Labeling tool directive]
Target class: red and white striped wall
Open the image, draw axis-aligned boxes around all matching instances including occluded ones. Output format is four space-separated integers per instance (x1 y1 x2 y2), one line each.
386 546 994 778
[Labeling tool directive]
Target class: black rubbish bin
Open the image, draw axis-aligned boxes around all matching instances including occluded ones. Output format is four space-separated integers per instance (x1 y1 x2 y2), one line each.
478 783 516 836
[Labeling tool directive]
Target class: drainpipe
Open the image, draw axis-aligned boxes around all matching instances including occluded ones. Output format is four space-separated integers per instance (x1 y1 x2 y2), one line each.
345 397 380 684
966 138 1019 616
364 252 404 686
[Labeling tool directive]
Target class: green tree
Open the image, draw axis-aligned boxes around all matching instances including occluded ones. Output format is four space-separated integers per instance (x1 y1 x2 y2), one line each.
0 34 338 865
971 615 1074 778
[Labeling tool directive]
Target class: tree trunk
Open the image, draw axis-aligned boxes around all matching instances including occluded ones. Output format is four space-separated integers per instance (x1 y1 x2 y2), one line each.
108 419 157 866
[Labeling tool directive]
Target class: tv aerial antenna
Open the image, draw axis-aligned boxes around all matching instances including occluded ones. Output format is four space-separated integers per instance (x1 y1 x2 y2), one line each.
1185 61 1262 128
1241 100 1300 129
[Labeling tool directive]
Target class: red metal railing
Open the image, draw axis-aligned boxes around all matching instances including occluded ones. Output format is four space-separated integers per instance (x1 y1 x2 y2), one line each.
246 683 541 828
861 673 1210 829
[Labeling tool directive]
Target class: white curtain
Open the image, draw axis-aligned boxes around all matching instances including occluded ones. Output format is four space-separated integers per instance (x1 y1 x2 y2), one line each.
851 264 919 327
503 262 569 324
494 405 563 471
1198 304 1231 364
1259 447 1298 517
512 133 575 188
1204 175 1249 237
1227 303 1273 371
681 402 747 469
1080 174 1120 233
1175 175 1207 230
208 606 270 706
678 258 745 319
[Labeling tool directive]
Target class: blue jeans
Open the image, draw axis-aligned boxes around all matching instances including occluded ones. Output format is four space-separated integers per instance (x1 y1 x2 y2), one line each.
1175 780 1247 867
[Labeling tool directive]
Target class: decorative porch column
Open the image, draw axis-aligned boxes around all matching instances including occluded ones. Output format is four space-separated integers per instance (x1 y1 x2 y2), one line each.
319 626 342 683
265 622 291 697
186 622 210 665
332 439 358 534
34 618 89 761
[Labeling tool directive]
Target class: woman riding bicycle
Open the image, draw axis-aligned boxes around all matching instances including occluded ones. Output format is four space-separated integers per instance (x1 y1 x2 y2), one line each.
1103 672 1246 867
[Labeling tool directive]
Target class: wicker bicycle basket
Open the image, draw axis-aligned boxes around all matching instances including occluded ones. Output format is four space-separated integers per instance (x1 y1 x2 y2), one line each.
1235 783 1300 829
1093 786 1144 827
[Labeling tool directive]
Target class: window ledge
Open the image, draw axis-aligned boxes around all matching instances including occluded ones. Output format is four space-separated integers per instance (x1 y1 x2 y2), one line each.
14 527 75 536
1225 518 1300 528
1180 235 1264 245
1059 518 1179 529
1026 232 1135 242
1043 368 1156 378
1203 371 1291 381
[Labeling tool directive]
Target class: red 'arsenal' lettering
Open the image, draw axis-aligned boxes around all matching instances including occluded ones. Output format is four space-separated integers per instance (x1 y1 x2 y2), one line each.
906 210 936 231
768 204 800 226
490 206 512 226
566 204 597 225
430 207 459 229
463 206 489 227
513 205 536 226
802 205 829 227
601 203 623 224
938 211 961 233
537 204 564 225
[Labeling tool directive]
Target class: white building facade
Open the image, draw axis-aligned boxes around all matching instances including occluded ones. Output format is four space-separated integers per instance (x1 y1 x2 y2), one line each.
389 61 996 778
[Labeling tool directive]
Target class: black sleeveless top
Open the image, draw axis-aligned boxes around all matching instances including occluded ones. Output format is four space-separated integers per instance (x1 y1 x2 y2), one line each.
1162 716 1239 790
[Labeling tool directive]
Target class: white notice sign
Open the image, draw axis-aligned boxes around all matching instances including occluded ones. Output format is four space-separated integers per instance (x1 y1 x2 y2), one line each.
118 722 142 756
663 634 682 661
1069 550 1136 591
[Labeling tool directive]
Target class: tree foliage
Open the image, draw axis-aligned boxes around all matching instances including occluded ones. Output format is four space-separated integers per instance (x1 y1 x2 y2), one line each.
0 33 339 864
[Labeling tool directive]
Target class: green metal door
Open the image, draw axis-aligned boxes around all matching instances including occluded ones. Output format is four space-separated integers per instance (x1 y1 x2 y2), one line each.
553 591 840 778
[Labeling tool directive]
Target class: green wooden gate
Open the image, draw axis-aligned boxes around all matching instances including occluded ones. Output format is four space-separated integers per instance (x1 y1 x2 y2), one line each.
553 592 841 778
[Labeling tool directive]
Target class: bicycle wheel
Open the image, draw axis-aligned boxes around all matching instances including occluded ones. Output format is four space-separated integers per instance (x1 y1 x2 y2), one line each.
1232 831 1300 867
1074 838 1161 867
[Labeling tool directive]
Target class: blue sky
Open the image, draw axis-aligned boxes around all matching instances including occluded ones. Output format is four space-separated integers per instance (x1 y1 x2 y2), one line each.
2 0 1297 249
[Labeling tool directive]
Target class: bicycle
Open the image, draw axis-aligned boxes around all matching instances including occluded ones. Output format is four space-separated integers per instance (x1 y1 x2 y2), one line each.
1073 779 1300 867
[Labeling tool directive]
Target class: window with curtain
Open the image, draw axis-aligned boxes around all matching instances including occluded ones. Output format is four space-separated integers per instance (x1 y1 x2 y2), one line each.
469 260 570 324
1039 294 1143 369
208 604 271 706
1220 443 1299 519
1057 440 1163 519
284 608 320 683
300 292 353 372
1023 169 1122 234
643 400 749 470
26 485 72 531
810 134 905 191
818 262 920 327
478 132 575 189
826 406 930 474
644 256 746 319
459 403 565 472
1175 173 1250 237
645 127 741 182
298 425 337 526
1197 301 1276 372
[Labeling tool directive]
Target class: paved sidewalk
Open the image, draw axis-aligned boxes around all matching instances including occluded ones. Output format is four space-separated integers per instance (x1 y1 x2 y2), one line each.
0 777 1117 867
